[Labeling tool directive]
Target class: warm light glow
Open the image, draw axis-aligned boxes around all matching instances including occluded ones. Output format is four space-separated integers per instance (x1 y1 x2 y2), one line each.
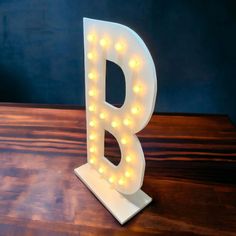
99 167 104 174
89 158 96 164
129 58 140 69
88 72 97 80
99 112 106 119
111 121 118 128
89 146 96 153
83 18 157 195
87 33 96 43
88 105 96 112
87 52 96 60
131 106 140 114
121 137 128 145
115 42 125 52
89 120 96 127
133 84 142 94
89 133 96 140
123 118 131 126
109 176 115 183
125 171 131 178
125 155 132 162
88 89 97 97
99 38 109 48
118 178 125 185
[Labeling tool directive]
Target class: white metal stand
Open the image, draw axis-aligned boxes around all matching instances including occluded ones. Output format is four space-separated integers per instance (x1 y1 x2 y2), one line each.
74 163 152 225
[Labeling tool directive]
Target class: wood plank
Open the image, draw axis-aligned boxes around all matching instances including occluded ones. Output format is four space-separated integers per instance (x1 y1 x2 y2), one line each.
0 104 235 235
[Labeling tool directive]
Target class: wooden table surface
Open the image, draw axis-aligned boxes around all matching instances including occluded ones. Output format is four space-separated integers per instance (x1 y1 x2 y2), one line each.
0 104 235 236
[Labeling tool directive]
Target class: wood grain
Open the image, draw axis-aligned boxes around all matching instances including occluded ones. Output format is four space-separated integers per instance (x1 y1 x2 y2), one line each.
0 104 235 236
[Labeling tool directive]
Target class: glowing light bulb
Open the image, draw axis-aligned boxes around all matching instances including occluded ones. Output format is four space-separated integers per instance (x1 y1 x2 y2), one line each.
89 146 96 153
133 84 142 94
99 167 104 174
99 112 106 119
123 118 131 126
115 42 125 52
99 38 109 48
89 158 96 164
109 176 115 183
125 155 132 162
89 133 96 140
88 89 96 97
131 106 140 114
87 52 96 60
125 171 131 178
88 72 97 80
111 121 118 128
121 137 128 145
89 120 96 127
88 105 96 112
129 58 140 69
118 178 125 185
87 33 96 43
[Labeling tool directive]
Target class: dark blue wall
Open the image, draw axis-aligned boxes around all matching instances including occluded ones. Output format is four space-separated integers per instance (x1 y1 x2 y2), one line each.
0 0 236 123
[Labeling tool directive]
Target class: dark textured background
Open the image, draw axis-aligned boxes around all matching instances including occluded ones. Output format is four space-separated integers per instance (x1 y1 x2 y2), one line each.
0 0 235 123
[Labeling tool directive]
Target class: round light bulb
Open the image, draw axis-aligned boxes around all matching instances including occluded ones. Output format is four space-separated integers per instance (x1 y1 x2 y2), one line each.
88 89 96 97
89 146 96 153
99 38 109 48
111 121 118 128
99 112 106 119
98 167 104 174
129 59 140 69
133 85 142 94
89 158 95 164
121 138 128 145
87 33 96 43
118 178 125 185
109 176 115 183
115 42 124 52
125 155 132 162
88 72 97 80
131 106 140 114
89 133 96 140
123 118 131 126
89 120 96 127
88 105 96 112
87 52 96 60
125 171 131 178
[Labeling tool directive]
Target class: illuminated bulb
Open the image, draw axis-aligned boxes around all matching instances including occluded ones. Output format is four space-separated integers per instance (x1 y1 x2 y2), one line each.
99 38 109 48
88 105 96 112
89 146 96 153
98 167 104 174
125 155 132 162
87 33 96 43
125 171 131 178
129 59 140 69
118 178 125 185
89 120 96 127
99 112 106 119
121 137 128 145
88 72 97 80
133 85 142 94
115 42 124 52
89 133 96 140
123 118 131 126
89 158 95 164
111 121 118 128
87 52 96 60
109 176 115 183
131 106 140 114
88 89 96 97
